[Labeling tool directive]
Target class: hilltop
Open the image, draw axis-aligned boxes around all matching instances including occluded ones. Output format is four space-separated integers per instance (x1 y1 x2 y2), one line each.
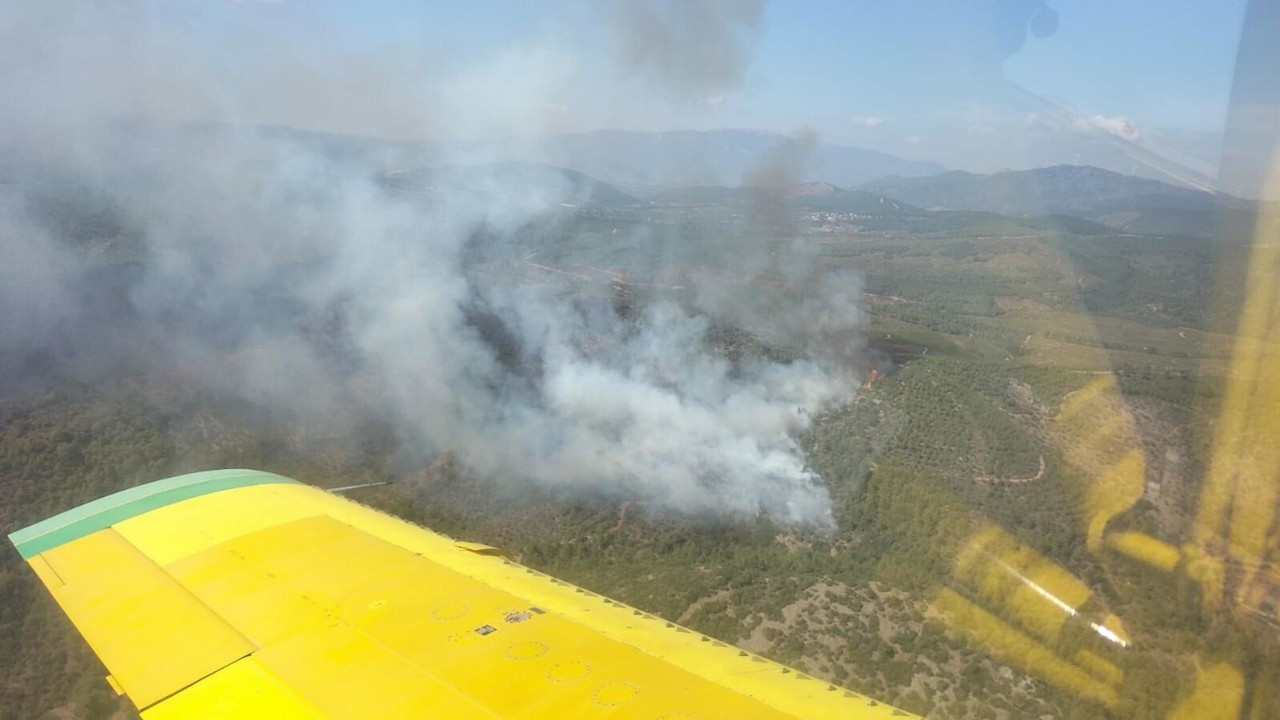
863 164 1256 236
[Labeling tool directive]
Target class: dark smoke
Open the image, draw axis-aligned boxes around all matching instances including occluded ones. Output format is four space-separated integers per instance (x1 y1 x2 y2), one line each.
609 0 766 103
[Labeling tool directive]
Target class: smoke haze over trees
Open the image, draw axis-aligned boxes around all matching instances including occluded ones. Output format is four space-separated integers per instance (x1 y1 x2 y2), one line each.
0 1 871 526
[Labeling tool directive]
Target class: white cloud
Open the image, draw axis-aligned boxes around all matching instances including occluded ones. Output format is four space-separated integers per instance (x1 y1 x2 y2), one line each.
1024 111 1141 141
1078 114 1140 140
850 114 886 127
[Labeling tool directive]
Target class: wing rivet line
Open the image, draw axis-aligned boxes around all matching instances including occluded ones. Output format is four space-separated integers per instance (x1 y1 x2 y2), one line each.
592 681 639 707
431 603 469 621
504 641 549 661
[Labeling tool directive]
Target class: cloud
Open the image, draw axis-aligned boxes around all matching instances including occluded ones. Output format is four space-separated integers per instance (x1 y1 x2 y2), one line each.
1077 114 1141 140
1024 111 1141 141
850 115 886 127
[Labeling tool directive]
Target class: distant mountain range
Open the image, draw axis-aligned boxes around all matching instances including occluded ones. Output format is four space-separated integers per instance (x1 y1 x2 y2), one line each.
379 162 640 207
237 125 941 193
6 122 1259 243
233 125 1254 236
251 126 1245 238
369 158 1253 240
861 165 1256 237
519 129 944 192
647 181 918 215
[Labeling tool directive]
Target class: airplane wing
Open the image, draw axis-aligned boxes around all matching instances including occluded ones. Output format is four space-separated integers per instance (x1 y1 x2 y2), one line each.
9 469 915 719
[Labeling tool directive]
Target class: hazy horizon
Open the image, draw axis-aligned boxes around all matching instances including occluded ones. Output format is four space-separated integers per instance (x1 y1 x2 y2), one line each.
3 1 1263 193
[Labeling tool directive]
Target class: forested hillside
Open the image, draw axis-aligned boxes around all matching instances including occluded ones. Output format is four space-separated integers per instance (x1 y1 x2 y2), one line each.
2 166 1273 719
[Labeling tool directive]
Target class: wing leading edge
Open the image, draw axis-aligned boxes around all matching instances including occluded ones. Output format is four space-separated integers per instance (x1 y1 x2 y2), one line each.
10 469 916 719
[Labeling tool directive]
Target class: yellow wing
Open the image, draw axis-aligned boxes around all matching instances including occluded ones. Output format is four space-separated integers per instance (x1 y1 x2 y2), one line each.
9 469 915 719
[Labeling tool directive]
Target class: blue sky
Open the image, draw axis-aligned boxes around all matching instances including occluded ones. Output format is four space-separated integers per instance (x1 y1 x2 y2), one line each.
133 1 1252 174
745 1 1246 129
272 1 1248 126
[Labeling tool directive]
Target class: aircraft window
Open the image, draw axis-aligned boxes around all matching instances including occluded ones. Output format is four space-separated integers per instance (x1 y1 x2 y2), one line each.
2 1 1277 718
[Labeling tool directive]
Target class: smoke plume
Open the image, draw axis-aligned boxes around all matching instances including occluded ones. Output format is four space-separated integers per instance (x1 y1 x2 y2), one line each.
0 1 867 527
609 0 766 104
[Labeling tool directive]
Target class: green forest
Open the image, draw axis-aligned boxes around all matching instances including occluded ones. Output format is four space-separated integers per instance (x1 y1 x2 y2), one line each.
2 194 1276 720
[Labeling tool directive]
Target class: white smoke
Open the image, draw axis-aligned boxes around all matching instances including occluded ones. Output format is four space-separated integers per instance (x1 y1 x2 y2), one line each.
0 1 866 527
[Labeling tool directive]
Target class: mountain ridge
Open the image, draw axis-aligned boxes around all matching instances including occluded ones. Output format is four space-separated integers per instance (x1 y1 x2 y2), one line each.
525 128 944 192
862 164 1255 236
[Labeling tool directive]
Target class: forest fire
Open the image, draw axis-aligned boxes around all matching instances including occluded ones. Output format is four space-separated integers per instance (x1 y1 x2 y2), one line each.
863 367 883 389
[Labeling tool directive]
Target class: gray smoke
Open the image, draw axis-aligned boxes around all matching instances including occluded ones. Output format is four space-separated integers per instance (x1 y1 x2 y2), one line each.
0 2 867 527
609 0 766 103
